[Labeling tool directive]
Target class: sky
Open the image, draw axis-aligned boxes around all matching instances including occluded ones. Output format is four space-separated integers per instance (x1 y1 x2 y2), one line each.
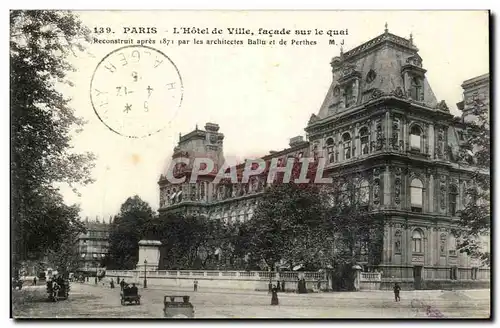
56 10 489 220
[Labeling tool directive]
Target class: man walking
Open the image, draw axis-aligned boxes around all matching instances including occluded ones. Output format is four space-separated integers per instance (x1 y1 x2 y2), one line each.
393 283 401 302
33 276 37 286
193 280 198 292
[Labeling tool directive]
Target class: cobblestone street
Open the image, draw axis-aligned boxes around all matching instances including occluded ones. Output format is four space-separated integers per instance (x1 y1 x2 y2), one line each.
12 283 490 319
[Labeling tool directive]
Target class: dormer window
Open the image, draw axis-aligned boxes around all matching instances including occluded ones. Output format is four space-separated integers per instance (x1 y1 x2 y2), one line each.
333 86 340 97
366 69 376 84
344 85 353 108
410 77 424 101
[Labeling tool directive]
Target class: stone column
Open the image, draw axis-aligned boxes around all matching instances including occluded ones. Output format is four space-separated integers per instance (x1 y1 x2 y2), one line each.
385 111 391 150
428 174 434 213
428 123 435 159
388 223 393 263
402 117 407 152
384 166 391 206
405 227 411 266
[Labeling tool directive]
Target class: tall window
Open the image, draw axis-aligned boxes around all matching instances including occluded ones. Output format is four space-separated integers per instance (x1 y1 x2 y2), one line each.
358 179 370 204
440 233 447 256
449 185 458 216
410 125 422 151
342 133 352 160
410 77 423 101
410 178 423 212
359 127 369 155
394 230 402 254
326 138 335 163
448 235 457 256
412 229 423 253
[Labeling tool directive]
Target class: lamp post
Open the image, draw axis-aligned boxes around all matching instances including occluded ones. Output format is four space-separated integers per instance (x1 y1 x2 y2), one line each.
144 259 148 288
80 253 86 281
92 254 98 284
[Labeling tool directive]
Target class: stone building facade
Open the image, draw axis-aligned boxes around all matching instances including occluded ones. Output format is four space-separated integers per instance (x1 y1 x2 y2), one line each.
158 28 490 288
457 73 490 124
77 218 111 274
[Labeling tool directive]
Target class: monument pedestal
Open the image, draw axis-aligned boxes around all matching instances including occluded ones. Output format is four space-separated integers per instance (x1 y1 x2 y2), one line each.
137 240 162 270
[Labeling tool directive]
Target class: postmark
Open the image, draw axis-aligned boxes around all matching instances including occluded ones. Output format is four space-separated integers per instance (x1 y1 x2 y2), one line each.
90 45 183 138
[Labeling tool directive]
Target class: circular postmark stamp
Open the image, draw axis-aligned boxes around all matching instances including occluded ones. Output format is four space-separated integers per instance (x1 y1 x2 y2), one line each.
90 45 183 138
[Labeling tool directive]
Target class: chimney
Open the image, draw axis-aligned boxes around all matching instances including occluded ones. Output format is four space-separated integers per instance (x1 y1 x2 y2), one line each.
289 136 304 147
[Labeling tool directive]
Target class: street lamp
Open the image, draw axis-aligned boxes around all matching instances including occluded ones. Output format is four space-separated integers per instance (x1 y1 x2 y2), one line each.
80 253 86 281
92 254 98 284
144 259 147 289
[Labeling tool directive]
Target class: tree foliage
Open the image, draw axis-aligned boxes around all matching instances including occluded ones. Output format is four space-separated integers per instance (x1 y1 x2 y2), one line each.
107 196 154 270
238 165 384 285
145 212 237 270
10 10 95 264
456 97 491 264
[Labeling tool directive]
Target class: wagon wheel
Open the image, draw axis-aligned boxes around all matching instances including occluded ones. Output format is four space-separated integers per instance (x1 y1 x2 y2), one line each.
121 298 125 306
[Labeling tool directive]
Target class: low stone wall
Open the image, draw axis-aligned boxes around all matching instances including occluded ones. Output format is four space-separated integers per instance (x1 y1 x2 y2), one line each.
380 279 490 291
105 270 327 292
359 272 381 291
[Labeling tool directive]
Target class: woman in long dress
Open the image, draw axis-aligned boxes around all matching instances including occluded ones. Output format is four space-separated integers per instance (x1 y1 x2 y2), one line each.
271 285 279 305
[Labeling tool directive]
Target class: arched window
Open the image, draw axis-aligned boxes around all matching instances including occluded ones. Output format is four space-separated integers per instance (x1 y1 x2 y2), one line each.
394 230 402 254
358 179 370 204
359 127 370 155
410 77 423 101
410 178 423 212
412 229 423 253
410 125 422 150
326 138 335 163
449 185 458 216
342 133 352 160
440 233 447 256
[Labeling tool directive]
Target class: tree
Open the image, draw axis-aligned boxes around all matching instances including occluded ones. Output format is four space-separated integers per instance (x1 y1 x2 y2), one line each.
241 166 331 271
456 97 491 264
107 196 154 269
10 10 95 265
144 212 235 270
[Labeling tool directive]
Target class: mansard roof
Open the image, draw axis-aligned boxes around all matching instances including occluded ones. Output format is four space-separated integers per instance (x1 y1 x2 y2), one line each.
315 30 439 121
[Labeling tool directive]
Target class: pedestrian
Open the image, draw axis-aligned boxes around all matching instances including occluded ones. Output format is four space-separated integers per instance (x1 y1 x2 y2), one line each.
317 279 321 292
270 285 279 305
120 279 125 291
281 280 286 292
117 277 120 285
277 280 281 291
194 280 198 292
268 281 272 294
393 283 401 302
110 279 115 289
33 276 37 286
